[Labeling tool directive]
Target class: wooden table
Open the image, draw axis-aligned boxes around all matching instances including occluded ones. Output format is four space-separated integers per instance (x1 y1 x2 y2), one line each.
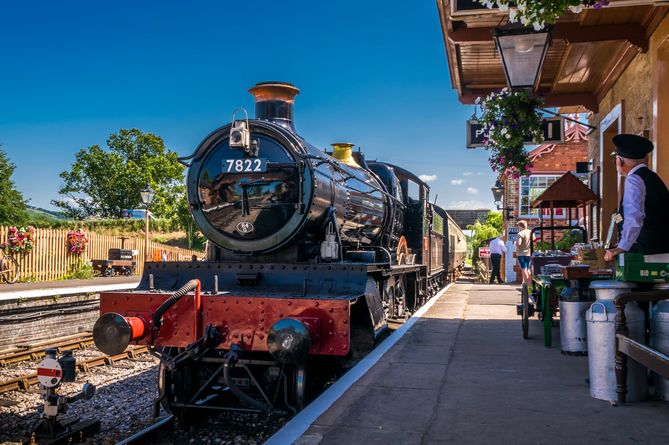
614 290 669 403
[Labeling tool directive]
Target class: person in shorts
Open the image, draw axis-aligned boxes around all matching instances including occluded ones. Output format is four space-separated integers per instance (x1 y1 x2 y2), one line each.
515 220 532 286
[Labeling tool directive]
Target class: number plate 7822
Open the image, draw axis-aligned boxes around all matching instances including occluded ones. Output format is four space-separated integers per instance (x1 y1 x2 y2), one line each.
223 159 267 173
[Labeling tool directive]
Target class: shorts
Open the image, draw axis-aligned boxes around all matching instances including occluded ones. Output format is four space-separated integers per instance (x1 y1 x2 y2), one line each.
518 256 531 270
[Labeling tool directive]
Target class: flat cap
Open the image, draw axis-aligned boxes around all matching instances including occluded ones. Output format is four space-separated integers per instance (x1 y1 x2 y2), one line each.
612 134 654 159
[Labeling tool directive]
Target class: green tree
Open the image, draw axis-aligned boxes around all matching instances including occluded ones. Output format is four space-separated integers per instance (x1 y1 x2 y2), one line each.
52 129 185 219
174 194 197 248
0 147 28 225
467 211 503 264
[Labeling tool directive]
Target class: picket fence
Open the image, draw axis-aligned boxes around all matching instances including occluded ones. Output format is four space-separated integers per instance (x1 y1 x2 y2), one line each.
0 226 202 282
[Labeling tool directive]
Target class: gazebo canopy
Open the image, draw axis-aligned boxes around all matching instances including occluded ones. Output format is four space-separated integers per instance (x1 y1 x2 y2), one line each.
532 171 597 209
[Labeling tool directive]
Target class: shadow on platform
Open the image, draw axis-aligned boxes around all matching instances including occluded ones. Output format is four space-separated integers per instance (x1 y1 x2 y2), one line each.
296 283 669 445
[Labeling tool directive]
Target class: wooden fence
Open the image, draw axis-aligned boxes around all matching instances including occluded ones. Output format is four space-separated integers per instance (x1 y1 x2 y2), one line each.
0 226 202 282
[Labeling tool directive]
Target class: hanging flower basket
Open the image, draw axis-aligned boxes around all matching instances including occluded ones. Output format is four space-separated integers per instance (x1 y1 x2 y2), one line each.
477 1 609 30
66 229 89 255
474 88 545 178
1 226 36 255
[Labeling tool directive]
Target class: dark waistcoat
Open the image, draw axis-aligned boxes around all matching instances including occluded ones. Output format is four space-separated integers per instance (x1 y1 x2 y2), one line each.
618 166 669 254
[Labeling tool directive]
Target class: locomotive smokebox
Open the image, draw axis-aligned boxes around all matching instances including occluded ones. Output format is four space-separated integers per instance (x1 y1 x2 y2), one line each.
93 312 146 356
249 81 300 131
267 318 312 364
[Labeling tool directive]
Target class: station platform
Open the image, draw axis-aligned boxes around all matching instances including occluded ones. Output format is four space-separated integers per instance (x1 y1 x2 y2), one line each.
282 282 669 444
0 276 138 301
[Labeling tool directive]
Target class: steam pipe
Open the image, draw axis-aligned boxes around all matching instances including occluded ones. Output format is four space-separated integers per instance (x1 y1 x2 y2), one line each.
152 279 201 336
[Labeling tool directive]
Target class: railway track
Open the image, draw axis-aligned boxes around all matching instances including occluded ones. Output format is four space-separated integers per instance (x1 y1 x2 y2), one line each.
0 332 94 366
0 345 149 394
116 415 175 445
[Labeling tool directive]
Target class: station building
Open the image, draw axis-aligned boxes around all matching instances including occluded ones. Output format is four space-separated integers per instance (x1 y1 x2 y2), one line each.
499 122 589 236
437 0 669 243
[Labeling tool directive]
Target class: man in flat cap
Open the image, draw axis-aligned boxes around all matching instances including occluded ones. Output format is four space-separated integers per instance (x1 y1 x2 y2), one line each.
604 134 669 262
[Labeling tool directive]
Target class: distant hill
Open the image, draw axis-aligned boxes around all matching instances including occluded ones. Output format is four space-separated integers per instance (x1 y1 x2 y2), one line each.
26 206 69 222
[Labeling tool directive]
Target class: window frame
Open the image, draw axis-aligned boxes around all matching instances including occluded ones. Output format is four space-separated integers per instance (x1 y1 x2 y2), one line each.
517 174 567 219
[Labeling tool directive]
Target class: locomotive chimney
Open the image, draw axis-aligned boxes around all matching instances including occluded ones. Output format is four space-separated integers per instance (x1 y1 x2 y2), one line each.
249 81 300 131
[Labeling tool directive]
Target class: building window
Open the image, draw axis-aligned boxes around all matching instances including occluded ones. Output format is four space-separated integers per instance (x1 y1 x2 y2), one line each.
518 175 566 219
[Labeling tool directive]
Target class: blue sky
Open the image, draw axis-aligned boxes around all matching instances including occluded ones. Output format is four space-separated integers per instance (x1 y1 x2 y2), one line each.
0 0 497 212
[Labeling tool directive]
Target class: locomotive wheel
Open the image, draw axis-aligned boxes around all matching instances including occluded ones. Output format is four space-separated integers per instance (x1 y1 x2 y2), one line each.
385 286 395 320
521 283 529 339
158 358 199 421
293 362 307 410
394 281 406 319
103 267 114 277
122 267 132 276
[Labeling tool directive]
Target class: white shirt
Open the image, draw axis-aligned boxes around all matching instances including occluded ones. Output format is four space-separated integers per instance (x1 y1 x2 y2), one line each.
619 163 647 251
489 237 507 255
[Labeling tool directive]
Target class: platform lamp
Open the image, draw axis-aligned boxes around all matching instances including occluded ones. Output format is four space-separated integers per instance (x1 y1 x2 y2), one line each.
494 26 551 92
139 182 155 260
491 180 514 221
491 180 505 208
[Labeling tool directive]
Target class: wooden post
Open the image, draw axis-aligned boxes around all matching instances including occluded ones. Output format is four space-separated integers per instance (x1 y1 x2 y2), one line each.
144 208 149 259
615 298 629 404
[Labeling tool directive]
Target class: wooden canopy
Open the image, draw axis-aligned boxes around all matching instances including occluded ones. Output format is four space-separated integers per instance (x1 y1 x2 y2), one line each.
532 171 598 209
437 0 669 112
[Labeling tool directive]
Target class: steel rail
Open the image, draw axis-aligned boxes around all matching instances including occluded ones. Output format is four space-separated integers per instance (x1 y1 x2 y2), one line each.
0 332 91 355
115 415 175 445
0 333 95 366
0 345 149 394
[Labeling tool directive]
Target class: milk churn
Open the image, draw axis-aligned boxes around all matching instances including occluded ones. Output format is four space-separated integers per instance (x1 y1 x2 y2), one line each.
587 281 647 402
650 283 669 401
559 280 594 355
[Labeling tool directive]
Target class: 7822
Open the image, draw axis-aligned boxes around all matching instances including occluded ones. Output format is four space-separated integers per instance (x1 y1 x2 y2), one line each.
224 159 265 173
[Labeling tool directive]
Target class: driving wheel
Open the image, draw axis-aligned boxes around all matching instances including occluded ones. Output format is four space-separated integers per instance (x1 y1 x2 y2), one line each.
293 362 307 411
521 283 529 339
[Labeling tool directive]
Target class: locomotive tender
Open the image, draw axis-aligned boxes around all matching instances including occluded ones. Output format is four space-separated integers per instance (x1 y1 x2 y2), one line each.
93 82 467 415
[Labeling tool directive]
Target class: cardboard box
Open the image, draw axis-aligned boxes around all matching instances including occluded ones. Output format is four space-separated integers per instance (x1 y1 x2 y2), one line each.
578 248 607 270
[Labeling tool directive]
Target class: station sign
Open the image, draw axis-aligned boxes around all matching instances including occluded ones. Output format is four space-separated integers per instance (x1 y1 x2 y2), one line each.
507 227 520 242
478 247 491 258
467 117 565 148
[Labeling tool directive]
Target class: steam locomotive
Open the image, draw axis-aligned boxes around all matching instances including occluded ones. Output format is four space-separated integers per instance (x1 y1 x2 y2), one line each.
93 82 467 416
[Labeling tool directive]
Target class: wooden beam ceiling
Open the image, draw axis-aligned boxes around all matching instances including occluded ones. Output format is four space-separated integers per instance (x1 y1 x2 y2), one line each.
449 22 649 51
461 91 600 112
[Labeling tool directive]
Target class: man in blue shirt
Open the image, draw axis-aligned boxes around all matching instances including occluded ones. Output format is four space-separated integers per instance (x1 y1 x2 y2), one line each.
604 134 669 262
489 235 507 284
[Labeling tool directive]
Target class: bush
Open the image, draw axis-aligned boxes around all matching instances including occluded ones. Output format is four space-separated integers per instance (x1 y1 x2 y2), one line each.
25 217 181 234
467 211 503 267
60 259 96 280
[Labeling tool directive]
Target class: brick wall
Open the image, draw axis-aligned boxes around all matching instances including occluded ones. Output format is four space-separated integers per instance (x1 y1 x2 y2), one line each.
445 209 492 228
588 52 653 168
531 142 589 173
